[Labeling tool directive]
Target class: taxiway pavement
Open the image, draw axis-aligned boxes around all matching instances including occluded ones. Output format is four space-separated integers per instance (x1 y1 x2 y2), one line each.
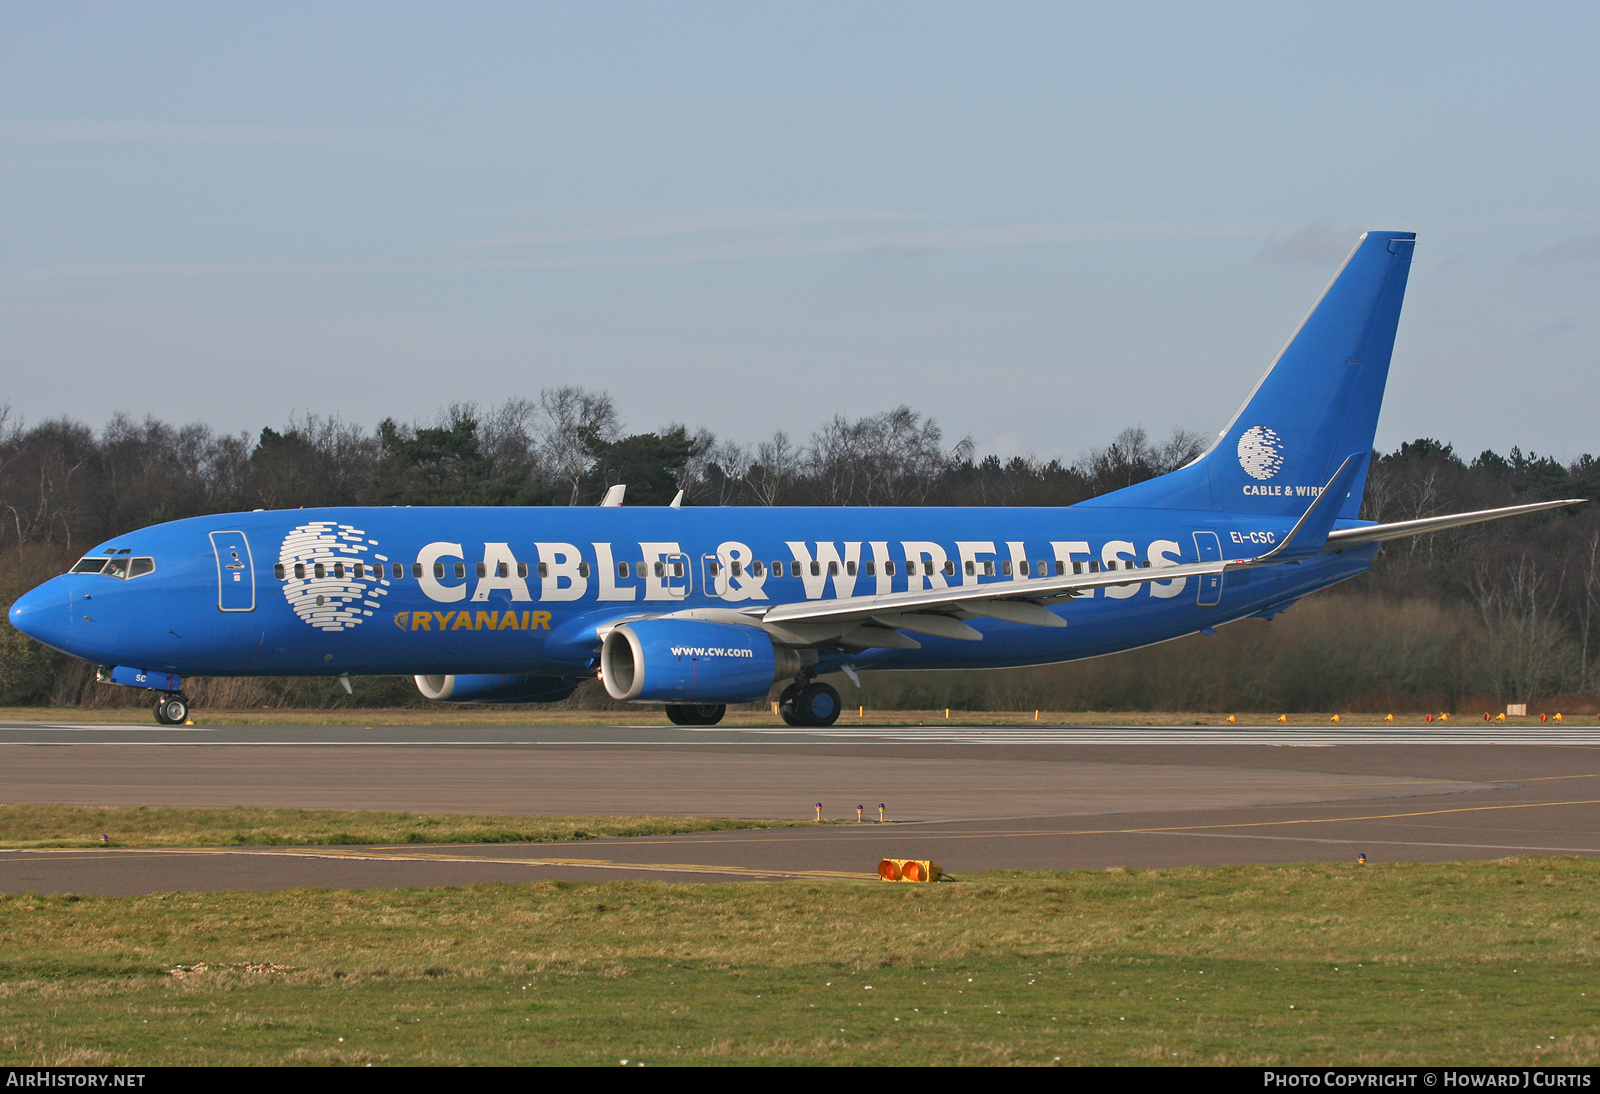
3 721 1598 893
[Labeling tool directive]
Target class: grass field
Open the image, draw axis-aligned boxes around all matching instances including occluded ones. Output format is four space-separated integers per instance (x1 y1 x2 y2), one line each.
0 804 806 850
4 858 1599 1065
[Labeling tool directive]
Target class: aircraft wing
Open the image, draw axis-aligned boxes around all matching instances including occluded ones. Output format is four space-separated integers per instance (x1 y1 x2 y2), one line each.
751 555 1234 643
743 466 1587 648
748 457 1366 644
1322 498 1586 550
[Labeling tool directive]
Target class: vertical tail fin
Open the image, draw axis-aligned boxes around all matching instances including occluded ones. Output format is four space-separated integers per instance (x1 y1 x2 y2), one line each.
1083 230 1415 517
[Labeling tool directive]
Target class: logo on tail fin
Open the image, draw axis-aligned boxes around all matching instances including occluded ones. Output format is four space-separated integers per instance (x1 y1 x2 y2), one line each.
1237 426 1285 481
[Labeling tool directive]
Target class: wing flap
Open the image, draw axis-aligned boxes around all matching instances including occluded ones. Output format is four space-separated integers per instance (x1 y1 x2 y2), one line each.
757 555 1230 629
870 612 983 641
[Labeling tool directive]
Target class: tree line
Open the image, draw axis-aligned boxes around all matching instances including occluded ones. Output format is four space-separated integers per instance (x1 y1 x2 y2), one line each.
2 393 1598 712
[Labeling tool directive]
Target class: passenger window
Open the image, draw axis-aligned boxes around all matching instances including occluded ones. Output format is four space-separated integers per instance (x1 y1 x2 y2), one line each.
1002 560 1012 576
944 561 955 577
334 562 346 579
454 562 466 579
708 560 721 576
865 561 876 577
673 562 684 578
1089 560 1100 573
654 561 665 578
129 558 155 578
295 563 306 579
844 561 855 577
475 563 486 579
314 563 326 579
1038 561 1048 576
828 561 838 576
731 561 743 577
810 561 820 577
412 563 422 579
751 561 764 577
885 561 897 577
517 562 529 579
1072 561 1082 575
578 562 590 578
496 562 508 578
772 561 784 577
965 560 975 577
354 563 365 579
273 563 286 580
538 562 549 579
1055 561 1064 576
618 562 631 579
434 562 446 579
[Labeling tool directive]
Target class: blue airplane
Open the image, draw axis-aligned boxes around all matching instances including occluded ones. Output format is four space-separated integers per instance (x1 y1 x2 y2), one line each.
7 231 1582 727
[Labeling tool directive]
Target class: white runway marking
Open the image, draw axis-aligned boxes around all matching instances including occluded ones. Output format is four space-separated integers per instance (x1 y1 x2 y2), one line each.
4 722 1600 746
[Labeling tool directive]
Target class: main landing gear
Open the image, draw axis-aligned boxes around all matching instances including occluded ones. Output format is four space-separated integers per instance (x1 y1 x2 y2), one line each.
778 680 841 728
664 703 726 726
153 693 190 725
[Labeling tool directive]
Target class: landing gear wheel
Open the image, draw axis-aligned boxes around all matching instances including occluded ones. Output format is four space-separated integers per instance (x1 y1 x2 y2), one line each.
789 682 841 727
665 703 726 727
777 682 805 726
154 695 188 725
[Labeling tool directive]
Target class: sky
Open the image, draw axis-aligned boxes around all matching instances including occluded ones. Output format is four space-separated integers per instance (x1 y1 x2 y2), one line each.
2 2 1597 464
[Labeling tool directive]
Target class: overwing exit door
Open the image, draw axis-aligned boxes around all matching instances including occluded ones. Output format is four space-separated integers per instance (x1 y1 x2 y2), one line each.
662 552 691 599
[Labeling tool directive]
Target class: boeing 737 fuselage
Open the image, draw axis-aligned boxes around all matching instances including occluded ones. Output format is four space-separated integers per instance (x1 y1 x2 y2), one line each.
8 232 1580 726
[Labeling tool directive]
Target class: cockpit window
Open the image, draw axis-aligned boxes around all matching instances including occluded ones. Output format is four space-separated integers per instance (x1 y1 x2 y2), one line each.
69 555 155 579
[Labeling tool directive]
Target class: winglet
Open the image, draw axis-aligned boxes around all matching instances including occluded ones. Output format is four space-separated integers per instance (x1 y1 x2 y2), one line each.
1243 453 1366 566
599 484 626 507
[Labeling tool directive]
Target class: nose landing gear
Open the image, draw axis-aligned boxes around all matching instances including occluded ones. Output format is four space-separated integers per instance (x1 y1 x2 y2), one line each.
153 693 190 725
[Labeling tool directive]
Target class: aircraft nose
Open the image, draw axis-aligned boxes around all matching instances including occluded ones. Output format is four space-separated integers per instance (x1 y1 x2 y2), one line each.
8 578 72 653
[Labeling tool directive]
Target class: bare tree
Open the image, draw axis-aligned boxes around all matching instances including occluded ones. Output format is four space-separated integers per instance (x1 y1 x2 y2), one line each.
804 407 952 505
478 397 541 478
535 387 619 505
749 430 799 506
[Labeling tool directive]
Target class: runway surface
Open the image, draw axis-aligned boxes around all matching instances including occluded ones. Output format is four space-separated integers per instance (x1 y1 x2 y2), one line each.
4 720 1600 893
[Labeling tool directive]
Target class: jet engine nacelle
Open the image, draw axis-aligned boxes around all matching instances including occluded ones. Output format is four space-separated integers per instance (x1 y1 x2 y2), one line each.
414 674 578 705
600 619 800 703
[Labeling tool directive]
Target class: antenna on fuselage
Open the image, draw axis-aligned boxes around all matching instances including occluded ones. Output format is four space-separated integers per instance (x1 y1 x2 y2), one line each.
599 484 626 507
669 489 683 509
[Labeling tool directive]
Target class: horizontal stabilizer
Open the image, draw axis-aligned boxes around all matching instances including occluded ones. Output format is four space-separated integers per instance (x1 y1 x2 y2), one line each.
1323 498 1587 550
